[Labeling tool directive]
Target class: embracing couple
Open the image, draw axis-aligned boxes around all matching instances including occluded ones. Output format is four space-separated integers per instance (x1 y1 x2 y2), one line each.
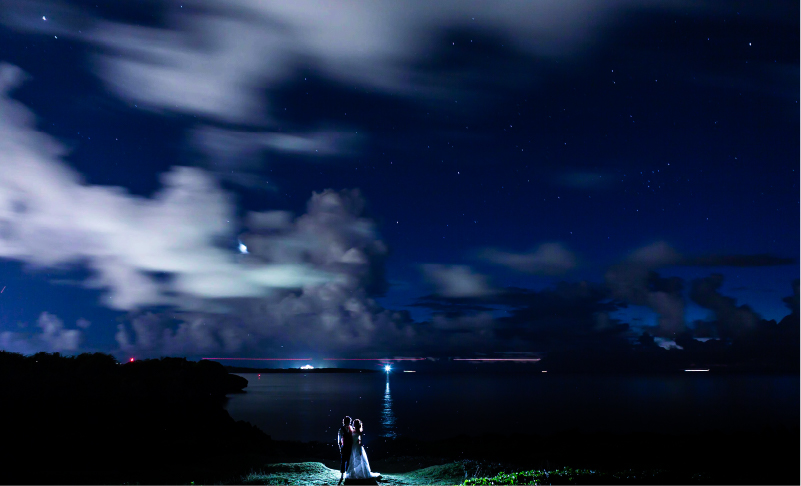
337 416 381 484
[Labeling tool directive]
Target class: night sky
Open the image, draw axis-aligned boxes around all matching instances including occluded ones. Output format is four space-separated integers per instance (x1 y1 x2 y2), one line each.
0 1 798 363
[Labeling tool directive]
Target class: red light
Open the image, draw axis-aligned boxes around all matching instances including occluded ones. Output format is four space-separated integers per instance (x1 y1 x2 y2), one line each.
130 358 134 362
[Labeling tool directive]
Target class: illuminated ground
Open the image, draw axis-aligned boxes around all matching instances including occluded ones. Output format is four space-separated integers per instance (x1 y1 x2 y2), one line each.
238 462 468 485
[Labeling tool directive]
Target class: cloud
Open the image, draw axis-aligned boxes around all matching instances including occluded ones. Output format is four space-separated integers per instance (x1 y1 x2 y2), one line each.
36 312 81 351
689 274 760 338
681 254 794 267
410 282 628 354
606 243 686 337
625 241 682 266
421 264 494 298
0 311 83 354
493 283 628 348
625 241 793 268
782 279 799 317
481 243 577 275
0 67 350 310
0 63 418 357
112 188 421 358
1 0 692 124
192 126 359 161
606 242 793 338
190 126 361 189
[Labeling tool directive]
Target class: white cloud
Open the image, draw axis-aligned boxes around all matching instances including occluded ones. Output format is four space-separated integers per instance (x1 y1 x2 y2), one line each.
422 264 494 298
2 0 688 124
110 187 420 357
0 65 421 356
192 126 358 161
0 65 358 311
0 311 83 353
36 312 81 351
481 243 577 275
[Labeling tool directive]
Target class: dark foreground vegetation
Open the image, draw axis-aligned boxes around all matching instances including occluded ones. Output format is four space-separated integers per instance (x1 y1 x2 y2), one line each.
1 351 798 484
0 351 267 484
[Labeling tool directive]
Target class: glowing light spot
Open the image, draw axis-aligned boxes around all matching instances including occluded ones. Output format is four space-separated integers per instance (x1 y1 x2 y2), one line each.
384 365 391 372
685 369 709 372
238 241 248 254
403 370 415 373
129 358 134 362
301 364 314 370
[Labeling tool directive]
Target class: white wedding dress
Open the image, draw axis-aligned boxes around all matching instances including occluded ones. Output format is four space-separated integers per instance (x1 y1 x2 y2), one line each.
345 433 380 480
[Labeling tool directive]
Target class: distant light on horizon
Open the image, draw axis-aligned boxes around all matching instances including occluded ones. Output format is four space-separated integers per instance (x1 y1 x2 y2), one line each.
384 365 392 372
403 370 416 373
542 370 547 373
324 358 426 361
202 357 312 361
685 369 709 372
129 357 134 362
300 364 314 370
453 358 541 362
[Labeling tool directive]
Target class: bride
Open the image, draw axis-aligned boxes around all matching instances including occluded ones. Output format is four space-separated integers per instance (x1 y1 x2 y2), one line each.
345 419 381 480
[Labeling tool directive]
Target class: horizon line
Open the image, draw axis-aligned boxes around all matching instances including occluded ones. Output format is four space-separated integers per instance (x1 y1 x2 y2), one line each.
202 357 313 361
453 358 542 362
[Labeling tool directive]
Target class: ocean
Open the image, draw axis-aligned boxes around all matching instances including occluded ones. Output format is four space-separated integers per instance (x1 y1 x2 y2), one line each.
224 371 799 445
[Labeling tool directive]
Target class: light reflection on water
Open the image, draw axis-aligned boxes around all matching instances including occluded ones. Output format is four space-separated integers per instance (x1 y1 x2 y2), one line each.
225 373 799 443
381 374 396 438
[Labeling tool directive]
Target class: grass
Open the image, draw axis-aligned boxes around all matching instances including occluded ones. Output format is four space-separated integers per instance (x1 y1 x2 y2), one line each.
241 462 340 485
462 467 709 485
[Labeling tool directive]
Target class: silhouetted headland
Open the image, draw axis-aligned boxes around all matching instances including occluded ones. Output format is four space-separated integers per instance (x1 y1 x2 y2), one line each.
0 351 270 484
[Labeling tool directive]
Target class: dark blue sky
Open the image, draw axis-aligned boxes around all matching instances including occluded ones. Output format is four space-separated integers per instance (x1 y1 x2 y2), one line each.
0 1 797 361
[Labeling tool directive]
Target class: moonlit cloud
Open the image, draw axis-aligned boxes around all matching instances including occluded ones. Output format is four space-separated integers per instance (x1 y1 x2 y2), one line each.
113 187 421 357
0 65 353 311
421 264 495 298
1 0 689 124
0 311 83 353
481 243 577 275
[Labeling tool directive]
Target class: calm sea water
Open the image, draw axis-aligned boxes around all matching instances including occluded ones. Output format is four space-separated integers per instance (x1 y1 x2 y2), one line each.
224 372 799 444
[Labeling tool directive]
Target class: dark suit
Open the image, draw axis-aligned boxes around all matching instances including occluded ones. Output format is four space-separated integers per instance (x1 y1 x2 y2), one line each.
338 425 354 473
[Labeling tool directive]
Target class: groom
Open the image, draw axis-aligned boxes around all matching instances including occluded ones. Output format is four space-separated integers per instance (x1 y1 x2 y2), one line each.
337 416 354 485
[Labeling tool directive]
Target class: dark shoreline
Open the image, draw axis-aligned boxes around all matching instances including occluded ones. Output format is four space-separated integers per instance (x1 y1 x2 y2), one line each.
2 351 798 485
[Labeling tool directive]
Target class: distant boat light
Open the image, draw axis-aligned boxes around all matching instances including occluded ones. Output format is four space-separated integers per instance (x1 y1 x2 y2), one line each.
384 365 391 372
685 369 709 372
541 370 547 373
301 364 314 370
403 370 415 373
